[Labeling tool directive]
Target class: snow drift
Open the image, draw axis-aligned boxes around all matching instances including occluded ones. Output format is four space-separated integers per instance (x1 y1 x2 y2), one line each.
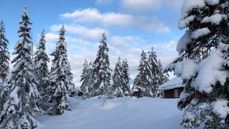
37 97 187 129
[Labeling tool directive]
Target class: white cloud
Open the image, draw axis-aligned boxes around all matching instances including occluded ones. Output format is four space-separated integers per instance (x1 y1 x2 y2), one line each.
46 33 59 42
50 24 108 40
61 8 170 33
44 6 179 86
122 0 184 13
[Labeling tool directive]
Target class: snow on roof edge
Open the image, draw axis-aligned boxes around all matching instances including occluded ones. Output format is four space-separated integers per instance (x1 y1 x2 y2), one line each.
160 77 183 90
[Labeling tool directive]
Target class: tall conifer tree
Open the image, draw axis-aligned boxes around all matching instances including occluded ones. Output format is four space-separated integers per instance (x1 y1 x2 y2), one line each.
147 48 168 97
111 58 123 97
132 51 152 97
34 31 50 110
80 60 93 98
0 21 9 86
121 59 131 96
0 21 10 115
111 58 130 97
47 26 74 115
90 33 111 97
0 8 40 129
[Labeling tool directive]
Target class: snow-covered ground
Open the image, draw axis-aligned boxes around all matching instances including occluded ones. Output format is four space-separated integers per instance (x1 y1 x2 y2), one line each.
37 97 185 129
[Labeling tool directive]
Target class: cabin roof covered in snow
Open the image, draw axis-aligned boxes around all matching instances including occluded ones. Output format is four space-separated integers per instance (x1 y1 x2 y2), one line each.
160 77 183 90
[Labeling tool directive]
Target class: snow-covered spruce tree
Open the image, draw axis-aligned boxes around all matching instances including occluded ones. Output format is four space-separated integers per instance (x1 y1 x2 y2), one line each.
34 30 50 110
121 59 131 96
156 60 169 96
111 58 122 97
132 51 152 97
90 33 112 97
111 57 130 97
0 21 10 87
47 25 75 115
157 60 168 85
165 0 229 128
80 60 93 98
0 8 40 129
0 21 10 113
147 47 160 97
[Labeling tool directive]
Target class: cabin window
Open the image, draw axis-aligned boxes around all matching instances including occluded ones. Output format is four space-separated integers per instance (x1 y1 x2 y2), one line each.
174 89 179 98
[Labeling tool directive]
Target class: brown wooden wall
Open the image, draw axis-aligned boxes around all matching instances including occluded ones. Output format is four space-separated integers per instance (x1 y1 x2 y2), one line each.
162 87 184 98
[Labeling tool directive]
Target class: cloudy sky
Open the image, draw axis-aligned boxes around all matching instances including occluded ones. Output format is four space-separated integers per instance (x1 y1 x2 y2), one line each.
0 0 185 86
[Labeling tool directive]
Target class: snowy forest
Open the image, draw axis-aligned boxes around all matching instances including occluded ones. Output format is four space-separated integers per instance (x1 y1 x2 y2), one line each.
0 0 228 129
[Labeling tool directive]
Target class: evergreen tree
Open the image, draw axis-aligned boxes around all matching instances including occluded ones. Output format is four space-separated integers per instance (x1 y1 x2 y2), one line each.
80 60 93 98
0 21 10 115
34 31 50 110
47 25 74 115
111 57 125 97
157 60 168 84
156 60 168 96
0 21 9 87
132 51 152 97
147 47 159 97
90 33 111 97
0 8 40 129
166 0 229 128
121 59 131 96
147 48 168 97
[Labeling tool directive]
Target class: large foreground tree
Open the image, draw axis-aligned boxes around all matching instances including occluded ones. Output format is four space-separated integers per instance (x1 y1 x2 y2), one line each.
166 0 229 128
0 8 40 129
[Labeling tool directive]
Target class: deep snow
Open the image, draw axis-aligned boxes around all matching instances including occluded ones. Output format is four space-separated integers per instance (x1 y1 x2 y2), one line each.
37 97 187 129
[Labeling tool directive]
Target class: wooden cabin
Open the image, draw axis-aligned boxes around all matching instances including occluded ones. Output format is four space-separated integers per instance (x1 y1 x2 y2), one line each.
160 77 184 98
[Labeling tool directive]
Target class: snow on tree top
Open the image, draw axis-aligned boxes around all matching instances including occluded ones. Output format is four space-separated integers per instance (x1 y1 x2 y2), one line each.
179 0 222 29
159 77 183 90
181 0 205 17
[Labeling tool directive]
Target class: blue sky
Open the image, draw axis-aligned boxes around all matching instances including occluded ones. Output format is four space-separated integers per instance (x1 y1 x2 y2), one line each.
0 0 184 85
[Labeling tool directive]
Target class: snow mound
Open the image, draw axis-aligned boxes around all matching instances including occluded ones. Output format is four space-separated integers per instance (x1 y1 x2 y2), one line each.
37 97 186 129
